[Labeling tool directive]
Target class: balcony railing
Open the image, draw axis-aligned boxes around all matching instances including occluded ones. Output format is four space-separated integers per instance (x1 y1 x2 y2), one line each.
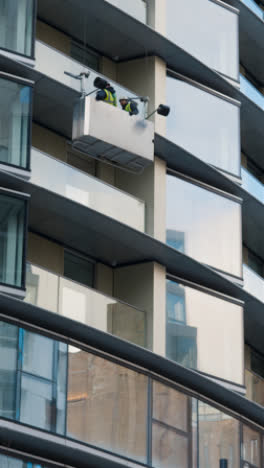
243 264 264 303
35 40 146 118
25 263 146 348
241 0 264 20
105 0 147 23
240 73 264 110
241 167 264 204
246 368 264 407
30 147 145 232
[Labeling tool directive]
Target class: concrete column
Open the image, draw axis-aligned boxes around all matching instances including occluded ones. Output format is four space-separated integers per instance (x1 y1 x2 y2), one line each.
146 0 167 35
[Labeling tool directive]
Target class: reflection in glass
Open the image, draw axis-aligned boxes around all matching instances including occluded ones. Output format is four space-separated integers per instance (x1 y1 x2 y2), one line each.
67 347 148 462
0 77 31 168
22 330 54 380
0 0 34 57
152 422 188 468
0 322 18 419
243 425 261 467
166 76 240 176
153 381 188 432
198 401 240 468
166 280 244 384
20 374 53 430
166 174 242 277
166 0 239 80
240 74 264 111
0 194 26 288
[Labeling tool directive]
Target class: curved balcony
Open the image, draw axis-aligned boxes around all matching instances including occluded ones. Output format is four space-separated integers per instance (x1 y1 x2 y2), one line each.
30 147 145 232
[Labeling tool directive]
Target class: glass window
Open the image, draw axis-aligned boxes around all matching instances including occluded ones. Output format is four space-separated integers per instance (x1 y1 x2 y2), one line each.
0 322 18 419
0 0 34 57
20 374 53 430
166 280 244 384
0 193 26 288
197 401 240 468
64 251 94 288
242 425 261 467
153 381 188 432
166 0 239 81
67 347 148 462
152 422 188 468
56 341 68 434
0 77 32 169
22 330 54 380
251 351 264 380
166 174 242 277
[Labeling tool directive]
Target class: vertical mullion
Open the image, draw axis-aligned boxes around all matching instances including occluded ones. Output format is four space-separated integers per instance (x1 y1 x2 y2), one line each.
147 377 153 466
187 396 193 468
16 328 24 421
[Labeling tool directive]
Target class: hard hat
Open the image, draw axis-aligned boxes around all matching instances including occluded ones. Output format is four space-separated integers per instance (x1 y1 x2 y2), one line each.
119 96 128 101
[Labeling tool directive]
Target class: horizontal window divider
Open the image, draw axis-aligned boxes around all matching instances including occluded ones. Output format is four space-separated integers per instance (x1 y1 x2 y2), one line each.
152 418 189 438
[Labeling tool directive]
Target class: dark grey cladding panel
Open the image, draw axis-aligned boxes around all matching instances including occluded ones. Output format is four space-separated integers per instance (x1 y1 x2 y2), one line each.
0 292 264 433
37 0 236 99
226 0 264 85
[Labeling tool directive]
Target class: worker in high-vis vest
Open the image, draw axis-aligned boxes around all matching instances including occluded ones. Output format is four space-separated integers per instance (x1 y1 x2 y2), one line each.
96 82 117 106
119 97 139 116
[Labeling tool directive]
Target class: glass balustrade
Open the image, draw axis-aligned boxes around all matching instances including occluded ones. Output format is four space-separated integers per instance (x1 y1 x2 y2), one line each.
241 167 264 204
35 40 146 118
25 263 146 348
240 74 264 110
243 264 264 303
241 0 264 20
246 368 264 407
30 147 145 232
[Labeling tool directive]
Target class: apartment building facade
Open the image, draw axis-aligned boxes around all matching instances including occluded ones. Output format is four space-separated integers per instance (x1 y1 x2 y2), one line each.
0 0 264 467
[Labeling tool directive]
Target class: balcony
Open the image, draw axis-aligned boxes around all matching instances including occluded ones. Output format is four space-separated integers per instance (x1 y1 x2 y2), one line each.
246 368 264 407
243 264 264 303
240 73 264 110
241 0 264 20
25 263 146 348
30 147 145 232
105 0 147 23
242 167 264 204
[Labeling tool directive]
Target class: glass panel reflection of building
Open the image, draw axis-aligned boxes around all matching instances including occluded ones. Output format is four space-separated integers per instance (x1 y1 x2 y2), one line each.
166 279 244 385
